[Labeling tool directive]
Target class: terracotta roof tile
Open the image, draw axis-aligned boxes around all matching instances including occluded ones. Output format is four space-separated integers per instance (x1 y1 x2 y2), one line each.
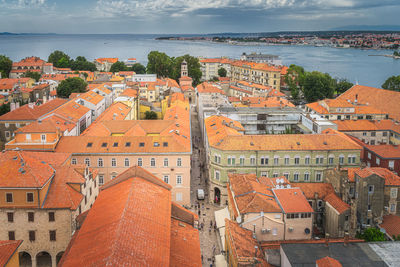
197 82 226 95
0 240 23 266
337 85 400 121
273 188 314 213
380 214 400 239
59 169 173 267
291 183 335 200
95 58 118 64
324 193 350 214
316 256 342 267
0 98 68 121
355 167 400 186
16 120 58 133
365 144 400 158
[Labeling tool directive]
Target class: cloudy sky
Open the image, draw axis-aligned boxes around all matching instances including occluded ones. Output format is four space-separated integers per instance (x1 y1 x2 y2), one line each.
0 0 399 33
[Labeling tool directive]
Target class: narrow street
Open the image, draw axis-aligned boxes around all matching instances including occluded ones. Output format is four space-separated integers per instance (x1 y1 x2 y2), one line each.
190 105 222 267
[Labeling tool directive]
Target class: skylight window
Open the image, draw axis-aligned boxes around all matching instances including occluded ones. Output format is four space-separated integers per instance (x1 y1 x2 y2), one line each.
139 142 145 147
87 142 93 147
101 142 107 147
163 142 168 147
113 142 118 147
125 142 131 147
154 142 160 147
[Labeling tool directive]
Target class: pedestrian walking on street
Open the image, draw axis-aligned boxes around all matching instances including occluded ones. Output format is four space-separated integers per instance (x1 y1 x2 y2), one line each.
210 220 213 227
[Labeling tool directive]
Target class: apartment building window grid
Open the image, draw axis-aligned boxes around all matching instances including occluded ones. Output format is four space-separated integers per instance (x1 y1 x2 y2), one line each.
7 212 13 222
316 172 322 182
137 158 143 167
164 158 169 167
215 170 220 180
99 174 104 185
304 172 310 181
294 156 300 165
328 155 334 165
150 158 156 167
239 156 245 166
98 158 104 167
163 175 169 184
250 156 256 165
85 158 90 166
305 156 310 165
274 156 279 165
71 158 77 165
177 158 182 167
284 156 290 165
294 173 299 181
339 155 344 164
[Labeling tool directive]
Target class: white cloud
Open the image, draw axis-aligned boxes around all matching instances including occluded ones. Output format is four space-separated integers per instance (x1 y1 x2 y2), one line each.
1 0 47 9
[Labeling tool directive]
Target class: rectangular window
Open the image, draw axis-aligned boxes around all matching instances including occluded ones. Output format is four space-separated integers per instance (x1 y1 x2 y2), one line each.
8 231 15 240
71 158 77 165
389 160 395 169
85 158 90 166
99 175 104 186
383 132 388 136
239 157 245 166
305 157 310 165
41 134 46 142
29 231 35 241
6 193 13 203
49 230 56 241
137 158 143 167
177 158 182 167
98 158 103 167
371 132 376 137
49 212 55 222
176 193 183 202
304 173 310 181
26 192 34 203
7 212 14 222
294 173 299 181
284 157 289 165
274 157 279 165
339 156 344 164
261 171 268 177
368 185 374 193
215 170 220 180
376 158 380 165
111 158 117 167
391 188 398 198
294 157 300 165
316 172 322 182
328 157 334 164
164 158 169 167
368 153 371 159
273 173 279 178
150 158 156 167
28 212 34 222
176 175 182 185
284 173 289 179
163 175 169 184
124 158 130 167
390 204 396 213
250 157 256 165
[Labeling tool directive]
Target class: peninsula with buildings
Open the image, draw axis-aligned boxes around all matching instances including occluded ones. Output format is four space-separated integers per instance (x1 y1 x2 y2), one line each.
0 51 399 267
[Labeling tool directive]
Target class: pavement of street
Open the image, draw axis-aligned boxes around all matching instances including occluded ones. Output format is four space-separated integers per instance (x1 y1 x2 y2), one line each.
189 106 222 267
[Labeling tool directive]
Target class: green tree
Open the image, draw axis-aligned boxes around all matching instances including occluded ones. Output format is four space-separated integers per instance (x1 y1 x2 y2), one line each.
146 51 173 78
0 102 10 116
218 67 227 77
357 228 386 242
48 50 71 68
336 79 354 94
394 51 400 57
171 54 202 86
23 71 41 82
284 64 306 100
70 56 97 72
303 71 336 102
382 75 400 92
144 110 158 120
0 55 12 78
130 63 146 74
56 77 87 98
110 61 128 73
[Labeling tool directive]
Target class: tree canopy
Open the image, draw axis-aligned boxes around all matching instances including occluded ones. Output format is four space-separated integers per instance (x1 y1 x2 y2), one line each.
23 71 41 82
56 77 87 98
218 67 227 77
284 64 306 100
335 79 354 94
382 75 400 92
48 50 71 68
303 71 335 102
110 61 128 73
144 110 158 120
0 55 12 78
171 54 202 86
70 56 97 72
357 228 386 242
146 51 173 78
131 63 146 74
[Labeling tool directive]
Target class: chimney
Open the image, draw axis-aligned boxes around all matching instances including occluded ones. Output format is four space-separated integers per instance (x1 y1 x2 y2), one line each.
10 102 16 111
16 102 20 109
344 232 349 246
43 95 47 104
325 233 330 246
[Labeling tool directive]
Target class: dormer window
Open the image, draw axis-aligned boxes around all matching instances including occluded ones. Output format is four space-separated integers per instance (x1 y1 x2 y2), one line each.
163 142 168 147
139 142 145 147
101 142 107 147
154 142 160 147
113 142 118 147
87 142 93 148
125 142 131 147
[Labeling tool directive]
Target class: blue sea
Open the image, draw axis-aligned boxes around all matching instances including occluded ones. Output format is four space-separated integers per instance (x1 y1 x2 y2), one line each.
0 34 399 87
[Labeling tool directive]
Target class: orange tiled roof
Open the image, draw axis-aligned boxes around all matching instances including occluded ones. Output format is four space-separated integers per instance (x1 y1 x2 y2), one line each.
59 168 173 267
273 188 314 213
337 85 400 121
179 76 192 81
0 78 32 90
40 74 80 82
197 82 226 95
16 119 58 133
380 214 400 239
0 151 54 188
51 100 91 123
0 240 23 266
120 88 138 97
42 114 76 132
76 90 104 105
95 57 118 64
324 193 350 214
342 167 361 182
364 144 400 159
291 183 335 200
225 219 269 267
0 98 68 121
316 256 342 267
232 60 281 73
165 78 180 88
42 166 85 210
355 167 400 186
12 56 45 66
333 119 400 133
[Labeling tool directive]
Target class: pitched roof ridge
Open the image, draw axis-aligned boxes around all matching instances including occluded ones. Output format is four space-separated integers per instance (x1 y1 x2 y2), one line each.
18 151 44 187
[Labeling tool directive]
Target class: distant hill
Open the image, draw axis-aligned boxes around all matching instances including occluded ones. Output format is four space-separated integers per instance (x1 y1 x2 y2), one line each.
331 25 400 31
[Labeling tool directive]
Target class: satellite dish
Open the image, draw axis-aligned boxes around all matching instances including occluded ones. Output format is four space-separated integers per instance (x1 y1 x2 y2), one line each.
236 216 242 223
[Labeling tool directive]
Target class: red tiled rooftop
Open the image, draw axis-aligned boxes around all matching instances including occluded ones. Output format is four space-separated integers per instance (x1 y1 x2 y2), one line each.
0 240 23 266
355 167 400 186
316 256 342 267
380 214 400 239
365 144 400 159
324 193 350 214
273 188 314 213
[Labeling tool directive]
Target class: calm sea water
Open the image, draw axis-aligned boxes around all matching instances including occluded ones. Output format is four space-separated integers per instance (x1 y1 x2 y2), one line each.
1 34 399 87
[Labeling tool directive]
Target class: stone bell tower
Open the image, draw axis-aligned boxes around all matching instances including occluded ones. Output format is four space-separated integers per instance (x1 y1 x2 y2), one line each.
181 60 188 77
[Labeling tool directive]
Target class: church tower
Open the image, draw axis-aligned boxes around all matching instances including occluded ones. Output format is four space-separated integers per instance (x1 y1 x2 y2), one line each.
181 60 188 77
